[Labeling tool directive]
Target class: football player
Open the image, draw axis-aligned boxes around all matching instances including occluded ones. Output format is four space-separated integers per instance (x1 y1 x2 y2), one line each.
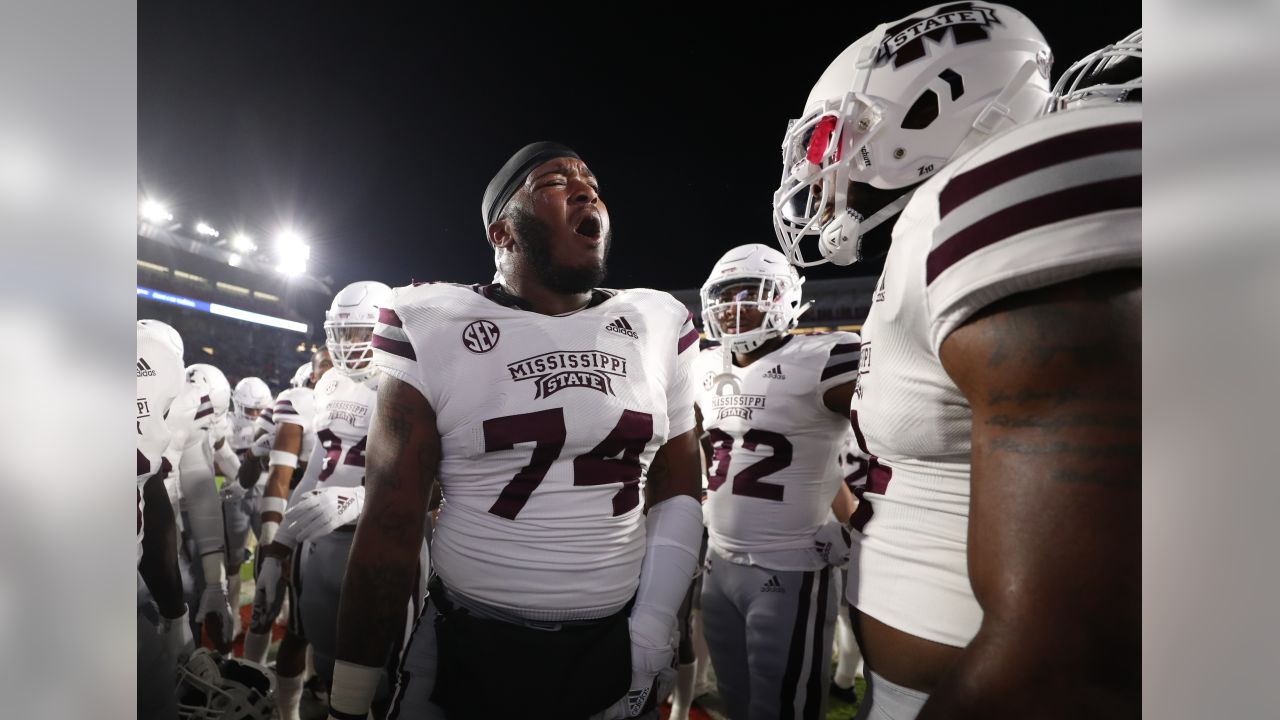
242 348 331 665
136 319 190 720
693 243 860 720
253 282 419 720
326 142 704 720
773 6 1140 717
160 351 238 655
222 375 272 633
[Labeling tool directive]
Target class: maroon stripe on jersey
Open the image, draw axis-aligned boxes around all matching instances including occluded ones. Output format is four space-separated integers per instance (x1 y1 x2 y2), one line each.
678 327 699 354
137 449 149 476
377 307 403 328
849 457 892 532
829 343 859 357
194 406 214 420
372 332 417 361
821 360 859 381
926 175 1140 285
849 410 869 455
939 121 1141 218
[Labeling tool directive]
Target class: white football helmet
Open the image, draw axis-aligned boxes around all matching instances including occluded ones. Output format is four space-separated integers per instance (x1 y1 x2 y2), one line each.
289 362 312 389
187 364 231 418
1046 29 1141 114
324 280 392 382
138 319 184 361
773 3 1051 266
176 648 275 720
231 377 272 422
137 325 185 418
700 244 810 354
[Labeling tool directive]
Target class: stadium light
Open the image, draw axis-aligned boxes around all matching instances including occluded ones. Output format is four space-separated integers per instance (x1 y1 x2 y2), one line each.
275 229 310 276
140 199 173 223
195 222 220 238
227 253 242 268
231 233 257 253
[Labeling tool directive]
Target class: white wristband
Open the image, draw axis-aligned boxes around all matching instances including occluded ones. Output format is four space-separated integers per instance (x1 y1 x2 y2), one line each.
260 520 279 547
270 450 299 468
329 660 383 718
259 495 287 517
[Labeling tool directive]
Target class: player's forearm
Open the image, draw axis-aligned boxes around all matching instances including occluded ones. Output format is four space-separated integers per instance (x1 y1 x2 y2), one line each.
260 464 295 529
235 452 260 489
918 620 1136 719
213 440 241 480
644 430 703 507
333 507 426 666
139 474 185 618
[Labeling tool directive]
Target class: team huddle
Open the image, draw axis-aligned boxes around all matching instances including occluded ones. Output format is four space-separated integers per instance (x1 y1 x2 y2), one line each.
137 6 1142 719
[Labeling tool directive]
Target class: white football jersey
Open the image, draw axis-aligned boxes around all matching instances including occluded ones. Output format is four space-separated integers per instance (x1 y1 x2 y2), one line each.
258 387 318 464
164 376 216 514
374 283 699 620
137 335 184 563
210 413 232 450
292 369 377 494
163 377 215 475
228 413 257 453
848 102 1141 647
694 333 859 571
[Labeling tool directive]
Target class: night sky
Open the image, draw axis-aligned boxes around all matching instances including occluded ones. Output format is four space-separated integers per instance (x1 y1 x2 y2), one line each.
139 2 1140 294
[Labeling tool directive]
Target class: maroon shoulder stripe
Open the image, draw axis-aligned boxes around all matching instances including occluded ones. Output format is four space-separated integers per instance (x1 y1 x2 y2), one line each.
372 332 417 361
377 307 403 328
821 360 859 381
940 121 1141 218
829 343 859 357
677 328 699 354
927 175 1140 285
194 406 214 420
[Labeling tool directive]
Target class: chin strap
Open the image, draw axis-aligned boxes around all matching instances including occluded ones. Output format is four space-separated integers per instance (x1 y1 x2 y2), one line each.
953 59 1048 160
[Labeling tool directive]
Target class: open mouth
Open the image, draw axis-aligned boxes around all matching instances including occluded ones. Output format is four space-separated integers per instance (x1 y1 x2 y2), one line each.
574 212 602 240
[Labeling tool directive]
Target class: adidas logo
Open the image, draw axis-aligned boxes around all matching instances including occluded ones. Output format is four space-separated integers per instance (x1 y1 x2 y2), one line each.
335 494 356 514
761 575 785 593
763 364 786 380
136 358 157 377
604 316 639 339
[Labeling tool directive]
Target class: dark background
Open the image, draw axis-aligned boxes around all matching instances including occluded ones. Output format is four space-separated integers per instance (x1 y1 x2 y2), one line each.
139 2 1140 293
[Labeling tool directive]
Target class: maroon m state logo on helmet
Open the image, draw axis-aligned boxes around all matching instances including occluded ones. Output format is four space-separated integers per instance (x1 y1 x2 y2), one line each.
876 3 1002 69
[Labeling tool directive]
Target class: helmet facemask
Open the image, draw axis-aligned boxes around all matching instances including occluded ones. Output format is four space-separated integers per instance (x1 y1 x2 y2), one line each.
1047 30 1141 114
324 322 376 382
773 5 1054 268
701 275 807 355
774 90 916 267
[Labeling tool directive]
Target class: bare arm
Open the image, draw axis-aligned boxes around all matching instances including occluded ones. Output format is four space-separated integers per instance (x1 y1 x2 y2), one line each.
235 443 261 489
918 270 1140 719
643 428 702 509
830 481 855 524
333 375 439 668
822 379 856 417
261 422 303 526
139 470 185 619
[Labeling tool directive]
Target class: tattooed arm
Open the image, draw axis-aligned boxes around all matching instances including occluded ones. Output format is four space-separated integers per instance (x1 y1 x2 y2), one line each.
328 375 439 717
919 270 1140 719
